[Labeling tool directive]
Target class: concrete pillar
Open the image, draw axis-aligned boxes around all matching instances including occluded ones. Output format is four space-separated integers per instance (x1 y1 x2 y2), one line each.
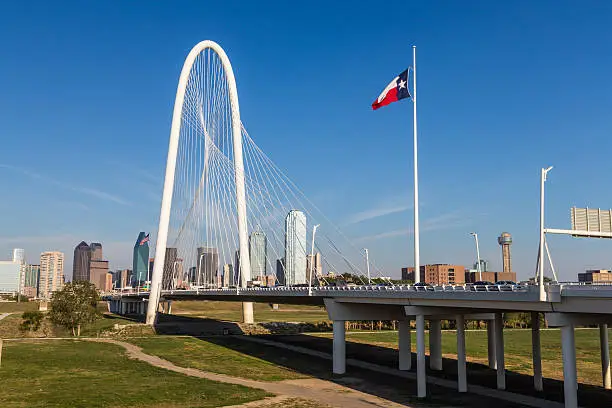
416 314 427 398
487 320 496 369
531 312 543 392
167 300 173 315
242 302 254 324
457 314 467 392
600 324 611 390
561 324 577 408
398 320 412 370
429 319 443 371
495 312 506 390
333 320 346 375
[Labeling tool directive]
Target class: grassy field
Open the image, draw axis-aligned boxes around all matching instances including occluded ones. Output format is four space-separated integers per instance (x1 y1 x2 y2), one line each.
0 301 39 313
131 336 308 381
170 301 329 322
311 328 610 386
0 340 269 408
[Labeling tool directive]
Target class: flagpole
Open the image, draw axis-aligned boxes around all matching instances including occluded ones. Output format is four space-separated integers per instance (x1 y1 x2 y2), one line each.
412 45 420 284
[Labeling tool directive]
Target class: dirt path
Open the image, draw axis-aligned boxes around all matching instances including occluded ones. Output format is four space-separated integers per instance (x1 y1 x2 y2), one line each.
0 313 11 321
90 339 411 408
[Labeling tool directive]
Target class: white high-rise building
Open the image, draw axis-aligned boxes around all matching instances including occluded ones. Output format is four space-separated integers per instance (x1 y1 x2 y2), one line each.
285 210 307 285
0 260 20 294
12 248 25 264
249 231 267 277
39 251 64 299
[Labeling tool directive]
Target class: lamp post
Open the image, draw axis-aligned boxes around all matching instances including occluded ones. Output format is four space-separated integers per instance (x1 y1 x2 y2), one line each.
308 224 320 296
539 166 553 301
470 232 482 281
363 248 371 284
198 253 205 287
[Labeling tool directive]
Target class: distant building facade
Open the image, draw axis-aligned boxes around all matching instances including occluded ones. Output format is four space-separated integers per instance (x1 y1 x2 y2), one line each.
249 231 267 277
132 232 150 285
39 251 64 298
276 258 286 286
90 243 103 261
162 247 178 290
465 270 517 283
197 247 219 287
21 264 40 298
90 260 110 291
578 270 612 283
73 241 91 282
402 264 465 285
0 260 20 294
285 210 307 285
12 248 25 264
223 263 234 287
306 253 323 281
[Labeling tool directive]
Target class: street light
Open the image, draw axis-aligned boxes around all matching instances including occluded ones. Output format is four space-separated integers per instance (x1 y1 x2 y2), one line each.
469 232 482 281
308 224 320 296
363 248 371 284
198 253 205 287
539 166 553 301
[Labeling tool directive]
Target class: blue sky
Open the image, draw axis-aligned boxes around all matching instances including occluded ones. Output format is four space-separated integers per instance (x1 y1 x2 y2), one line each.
0 1 611 280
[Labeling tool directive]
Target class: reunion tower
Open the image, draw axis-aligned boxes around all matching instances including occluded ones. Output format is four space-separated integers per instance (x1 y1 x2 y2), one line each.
497 232 513 274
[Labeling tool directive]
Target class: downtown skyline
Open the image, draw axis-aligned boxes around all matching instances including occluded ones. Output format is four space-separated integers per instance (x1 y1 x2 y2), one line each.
1 2 612 280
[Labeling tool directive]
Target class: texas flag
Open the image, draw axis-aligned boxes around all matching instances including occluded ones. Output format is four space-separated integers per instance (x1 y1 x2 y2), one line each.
371 69 411 110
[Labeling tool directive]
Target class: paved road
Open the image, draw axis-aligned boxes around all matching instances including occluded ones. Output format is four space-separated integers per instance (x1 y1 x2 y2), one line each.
90 338 412 408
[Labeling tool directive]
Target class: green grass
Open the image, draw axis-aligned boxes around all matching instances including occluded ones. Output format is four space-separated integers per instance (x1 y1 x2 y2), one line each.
0 340 269 408
170 301 329 323
130 336 308 381
311 328 610 386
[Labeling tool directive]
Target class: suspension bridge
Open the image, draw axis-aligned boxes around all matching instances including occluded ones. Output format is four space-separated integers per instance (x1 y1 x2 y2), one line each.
105 40 612 407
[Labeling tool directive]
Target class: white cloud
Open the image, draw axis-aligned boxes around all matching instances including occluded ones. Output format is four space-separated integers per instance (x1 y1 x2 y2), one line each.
355 211 470 242
346 204 412 225
0 164 131 206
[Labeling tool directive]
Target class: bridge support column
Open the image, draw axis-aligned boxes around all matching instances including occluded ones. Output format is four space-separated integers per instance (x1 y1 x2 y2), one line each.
600 324 611 389
495 312 506 390
429 319 442 371
532 312 543 392
333 320 346 374
456 314 467 392
561 324 578 408
398 320 411 370
167 300 173 315
242 302 254 324
487 319 496 369
416 314 427 398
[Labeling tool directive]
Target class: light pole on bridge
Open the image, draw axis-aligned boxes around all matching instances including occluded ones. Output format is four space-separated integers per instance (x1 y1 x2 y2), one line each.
308 224 320 296
469 232 482 281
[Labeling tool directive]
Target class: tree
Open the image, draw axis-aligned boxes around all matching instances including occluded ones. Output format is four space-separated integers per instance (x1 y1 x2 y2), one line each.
49 281 100 336
19 311 44 333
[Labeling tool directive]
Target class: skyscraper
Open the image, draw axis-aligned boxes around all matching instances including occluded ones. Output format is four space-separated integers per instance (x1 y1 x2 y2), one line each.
132 232 150 285
90 243 103 261
306 252 323 281
73 241 91 282
12 248 25 264
249 231 267 277
285 210 307 285
223 263 233 287
90 259 109 291
276 258 286 286
196 247 219 287
39 251 64 299
21 264 39 298
162 247 178 290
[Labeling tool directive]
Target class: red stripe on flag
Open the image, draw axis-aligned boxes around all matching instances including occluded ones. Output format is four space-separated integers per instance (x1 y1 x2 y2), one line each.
371 87 399 110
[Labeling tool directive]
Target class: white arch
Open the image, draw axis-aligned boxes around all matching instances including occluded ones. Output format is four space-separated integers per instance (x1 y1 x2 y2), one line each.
146 40 252 325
